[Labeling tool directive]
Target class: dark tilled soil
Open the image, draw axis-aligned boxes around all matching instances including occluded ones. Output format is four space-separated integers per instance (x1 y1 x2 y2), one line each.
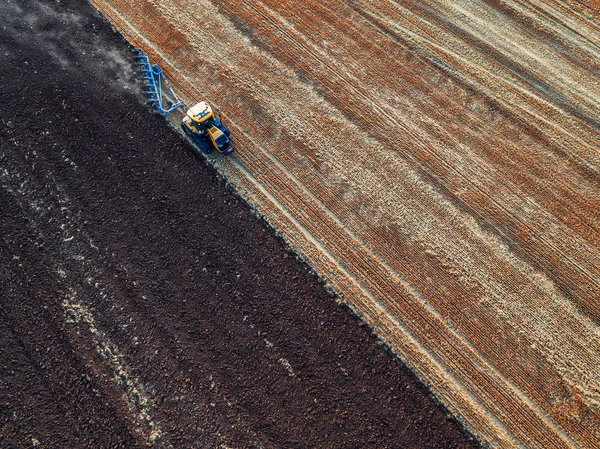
0 1 480 448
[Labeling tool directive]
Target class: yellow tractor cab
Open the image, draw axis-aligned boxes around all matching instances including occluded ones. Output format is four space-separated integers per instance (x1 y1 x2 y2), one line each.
181 101 235 155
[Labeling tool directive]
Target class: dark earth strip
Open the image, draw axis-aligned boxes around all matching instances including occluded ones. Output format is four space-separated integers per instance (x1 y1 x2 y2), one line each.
0 0 480 447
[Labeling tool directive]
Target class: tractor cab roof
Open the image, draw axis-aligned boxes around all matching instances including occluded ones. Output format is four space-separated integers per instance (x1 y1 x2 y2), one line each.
187 101 214 124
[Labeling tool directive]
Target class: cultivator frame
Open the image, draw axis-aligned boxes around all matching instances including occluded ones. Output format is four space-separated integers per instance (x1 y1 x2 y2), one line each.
132 48 235 156
133 48 183 115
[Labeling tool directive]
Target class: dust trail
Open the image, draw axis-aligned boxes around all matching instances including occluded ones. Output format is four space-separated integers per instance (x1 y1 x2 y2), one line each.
1 0 135 90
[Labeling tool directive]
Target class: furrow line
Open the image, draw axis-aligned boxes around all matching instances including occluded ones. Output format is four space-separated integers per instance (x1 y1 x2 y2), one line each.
225 0 600 314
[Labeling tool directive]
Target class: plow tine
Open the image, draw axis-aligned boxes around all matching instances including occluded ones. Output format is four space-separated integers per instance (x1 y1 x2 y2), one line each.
132 49 184 115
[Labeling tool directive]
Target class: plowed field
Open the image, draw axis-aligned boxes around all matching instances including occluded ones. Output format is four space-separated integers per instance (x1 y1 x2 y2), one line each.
1 1 479 448
88 0 600 448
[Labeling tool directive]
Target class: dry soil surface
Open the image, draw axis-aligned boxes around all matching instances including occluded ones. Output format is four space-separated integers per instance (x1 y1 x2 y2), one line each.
88 0 600 447
0 1 479 448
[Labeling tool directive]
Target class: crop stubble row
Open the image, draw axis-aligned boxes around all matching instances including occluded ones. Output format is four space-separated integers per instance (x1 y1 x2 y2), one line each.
90 0 600 447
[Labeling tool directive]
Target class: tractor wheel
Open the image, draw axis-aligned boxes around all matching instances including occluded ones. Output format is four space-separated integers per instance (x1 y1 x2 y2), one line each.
181 124 213 154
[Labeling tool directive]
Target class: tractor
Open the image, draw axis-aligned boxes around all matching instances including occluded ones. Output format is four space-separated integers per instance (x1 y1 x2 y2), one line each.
134 49 235 156
181 102 234 155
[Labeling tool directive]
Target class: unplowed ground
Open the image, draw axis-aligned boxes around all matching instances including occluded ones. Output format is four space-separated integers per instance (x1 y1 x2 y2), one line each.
0 1 479 448
88 0 600 447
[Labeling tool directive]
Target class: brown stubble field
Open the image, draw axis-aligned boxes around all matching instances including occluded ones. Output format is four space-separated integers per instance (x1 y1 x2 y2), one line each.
1 1 481 447
89 0 600 447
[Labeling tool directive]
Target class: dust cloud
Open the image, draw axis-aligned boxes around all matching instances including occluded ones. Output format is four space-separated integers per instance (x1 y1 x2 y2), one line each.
1 0 135 90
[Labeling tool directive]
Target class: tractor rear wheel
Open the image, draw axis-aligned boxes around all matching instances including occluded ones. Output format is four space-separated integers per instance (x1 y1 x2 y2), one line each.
181 124 213 154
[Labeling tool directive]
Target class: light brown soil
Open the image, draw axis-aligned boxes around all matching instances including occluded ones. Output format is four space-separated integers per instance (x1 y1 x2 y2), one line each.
89 0 600 447
0 1 480 447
